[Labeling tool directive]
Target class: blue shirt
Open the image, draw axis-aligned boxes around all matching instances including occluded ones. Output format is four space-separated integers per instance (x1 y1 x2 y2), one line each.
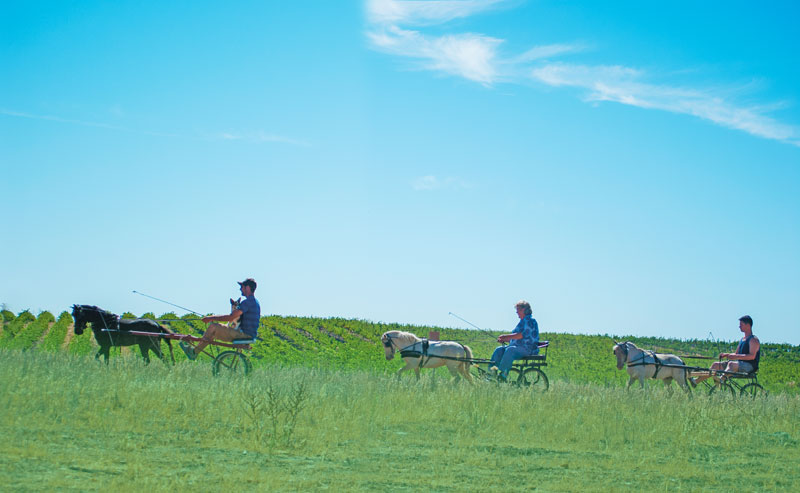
238 295 261 338
509 315 539 354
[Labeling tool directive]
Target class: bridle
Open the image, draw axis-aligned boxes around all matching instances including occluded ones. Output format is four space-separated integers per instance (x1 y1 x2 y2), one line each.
382 333 398 357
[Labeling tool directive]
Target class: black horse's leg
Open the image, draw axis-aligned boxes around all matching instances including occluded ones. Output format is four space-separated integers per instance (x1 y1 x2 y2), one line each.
148 336 168 364
96 346 111 364
139 343 152 365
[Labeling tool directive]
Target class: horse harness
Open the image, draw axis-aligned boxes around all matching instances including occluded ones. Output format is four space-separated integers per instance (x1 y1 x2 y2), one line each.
394 337 468 367
81 306 163 353
623 344 664 379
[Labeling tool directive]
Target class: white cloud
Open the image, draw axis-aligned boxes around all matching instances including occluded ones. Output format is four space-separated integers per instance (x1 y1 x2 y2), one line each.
217 131 310 146
413 175 440 190
511 43 587 63
0 108 179 138
531 63 800 144
366 0 505 25
412 175 472 190
363 1 800 147
0 108 311 145
369 26 501 84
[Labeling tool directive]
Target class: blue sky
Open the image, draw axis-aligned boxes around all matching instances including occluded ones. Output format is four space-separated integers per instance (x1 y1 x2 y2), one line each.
2 0 798 345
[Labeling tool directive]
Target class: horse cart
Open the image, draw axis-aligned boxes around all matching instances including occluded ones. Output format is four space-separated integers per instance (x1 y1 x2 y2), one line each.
71 304 255 376
612 341 766 396
125 330 255 376
464 341 550 391
383 330 550 391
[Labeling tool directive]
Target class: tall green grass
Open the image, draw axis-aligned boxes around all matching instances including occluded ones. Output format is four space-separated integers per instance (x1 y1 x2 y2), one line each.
1 349 798 491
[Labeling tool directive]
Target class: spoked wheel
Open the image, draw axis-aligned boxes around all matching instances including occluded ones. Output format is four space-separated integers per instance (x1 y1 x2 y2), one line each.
507 368 523 384
707 381 735 397
516 368 549 392
740 382 767 398
212 351 252 376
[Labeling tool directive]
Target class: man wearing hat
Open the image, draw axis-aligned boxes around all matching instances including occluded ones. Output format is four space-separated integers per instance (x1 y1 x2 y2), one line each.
182 278 261 360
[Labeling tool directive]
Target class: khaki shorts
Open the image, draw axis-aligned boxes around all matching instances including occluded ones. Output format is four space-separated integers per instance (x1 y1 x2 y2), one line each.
206 323 247 342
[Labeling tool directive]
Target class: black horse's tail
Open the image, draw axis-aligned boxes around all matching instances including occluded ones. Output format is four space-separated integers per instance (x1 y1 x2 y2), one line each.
160 323 176 365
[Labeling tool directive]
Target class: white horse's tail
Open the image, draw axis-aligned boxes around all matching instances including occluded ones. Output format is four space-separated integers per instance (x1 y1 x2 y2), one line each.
461 344 474 382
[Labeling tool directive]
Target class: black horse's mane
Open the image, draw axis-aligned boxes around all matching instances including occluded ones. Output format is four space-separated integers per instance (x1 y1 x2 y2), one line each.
72 304 120 328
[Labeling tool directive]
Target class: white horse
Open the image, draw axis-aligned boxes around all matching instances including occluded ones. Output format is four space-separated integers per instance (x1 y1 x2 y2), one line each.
612 341 690 392
381 330 473 382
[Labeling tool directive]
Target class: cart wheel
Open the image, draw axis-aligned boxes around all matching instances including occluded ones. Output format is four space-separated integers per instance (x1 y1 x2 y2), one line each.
507 367 522 384
517 368 549 392
707 381 735 397
740 382 767 398
212 351 251 376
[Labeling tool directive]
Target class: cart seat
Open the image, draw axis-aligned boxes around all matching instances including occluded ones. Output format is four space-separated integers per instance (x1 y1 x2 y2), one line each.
232 338 257 345
518 341 548 361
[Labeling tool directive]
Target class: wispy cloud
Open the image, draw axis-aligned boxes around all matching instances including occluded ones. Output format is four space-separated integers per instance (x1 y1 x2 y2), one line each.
368 26 502 84
367 0 504 26
412 174 471 190
0 108 310 146
217 131 310 147
0 108 180 138
531 64 800 144
364 0 800 146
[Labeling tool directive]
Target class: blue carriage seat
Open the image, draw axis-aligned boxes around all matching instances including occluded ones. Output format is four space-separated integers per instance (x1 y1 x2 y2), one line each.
518 341 549 361
231 337 258 345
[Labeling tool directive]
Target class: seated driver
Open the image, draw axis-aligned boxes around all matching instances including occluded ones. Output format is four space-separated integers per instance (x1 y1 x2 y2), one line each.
489 300 540 381
181 278 261 360
691 315 760 386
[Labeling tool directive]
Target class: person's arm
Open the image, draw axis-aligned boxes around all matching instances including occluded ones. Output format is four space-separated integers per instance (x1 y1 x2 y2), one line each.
722 337 760 361
202 309 243 324
720 337 760 361
497 332 523 343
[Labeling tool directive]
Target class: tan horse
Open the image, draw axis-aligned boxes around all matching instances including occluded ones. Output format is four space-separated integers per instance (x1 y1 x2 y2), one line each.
381 330 473 382
613 341 690 392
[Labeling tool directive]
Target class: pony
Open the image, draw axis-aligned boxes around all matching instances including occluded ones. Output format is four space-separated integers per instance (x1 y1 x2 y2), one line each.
71 304 175 365
381 330 473 382
612 341 689 392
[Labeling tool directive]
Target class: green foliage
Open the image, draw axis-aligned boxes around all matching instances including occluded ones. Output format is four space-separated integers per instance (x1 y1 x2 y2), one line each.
67 321 95 356
36 311 55 324
120 312 137 319
16 310 35 324
1 309 15 322
40 312 72 352
0 312 31 347
5 311 54 350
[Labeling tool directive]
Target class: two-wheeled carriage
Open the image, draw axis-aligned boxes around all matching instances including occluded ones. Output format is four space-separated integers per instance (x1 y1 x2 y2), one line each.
101 328 256 376
391 332 550 390
688 365 766 397
467 341 550 391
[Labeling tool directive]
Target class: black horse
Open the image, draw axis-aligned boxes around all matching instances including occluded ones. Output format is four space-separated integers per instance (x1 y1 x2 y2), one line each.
71 304 175 364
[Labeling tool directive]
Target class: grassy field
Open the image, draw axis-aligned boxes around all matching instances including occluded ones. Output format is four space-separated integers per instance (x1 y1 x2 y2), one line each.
1 350 798 492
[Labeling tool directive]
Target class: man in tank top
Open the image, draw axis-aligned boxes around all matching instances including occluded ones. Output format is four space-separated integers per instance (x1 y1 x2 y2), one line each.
691 315 760 386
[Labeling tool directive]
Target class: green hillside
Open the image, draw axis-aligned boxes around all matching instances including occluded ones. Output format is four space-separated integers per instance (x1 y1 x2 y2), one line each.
2 309 798 393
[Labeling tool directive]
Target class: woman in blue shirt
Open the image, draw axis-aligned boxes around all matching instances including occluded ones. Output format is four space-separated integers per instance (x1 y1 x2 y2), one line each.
490 300 539 380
